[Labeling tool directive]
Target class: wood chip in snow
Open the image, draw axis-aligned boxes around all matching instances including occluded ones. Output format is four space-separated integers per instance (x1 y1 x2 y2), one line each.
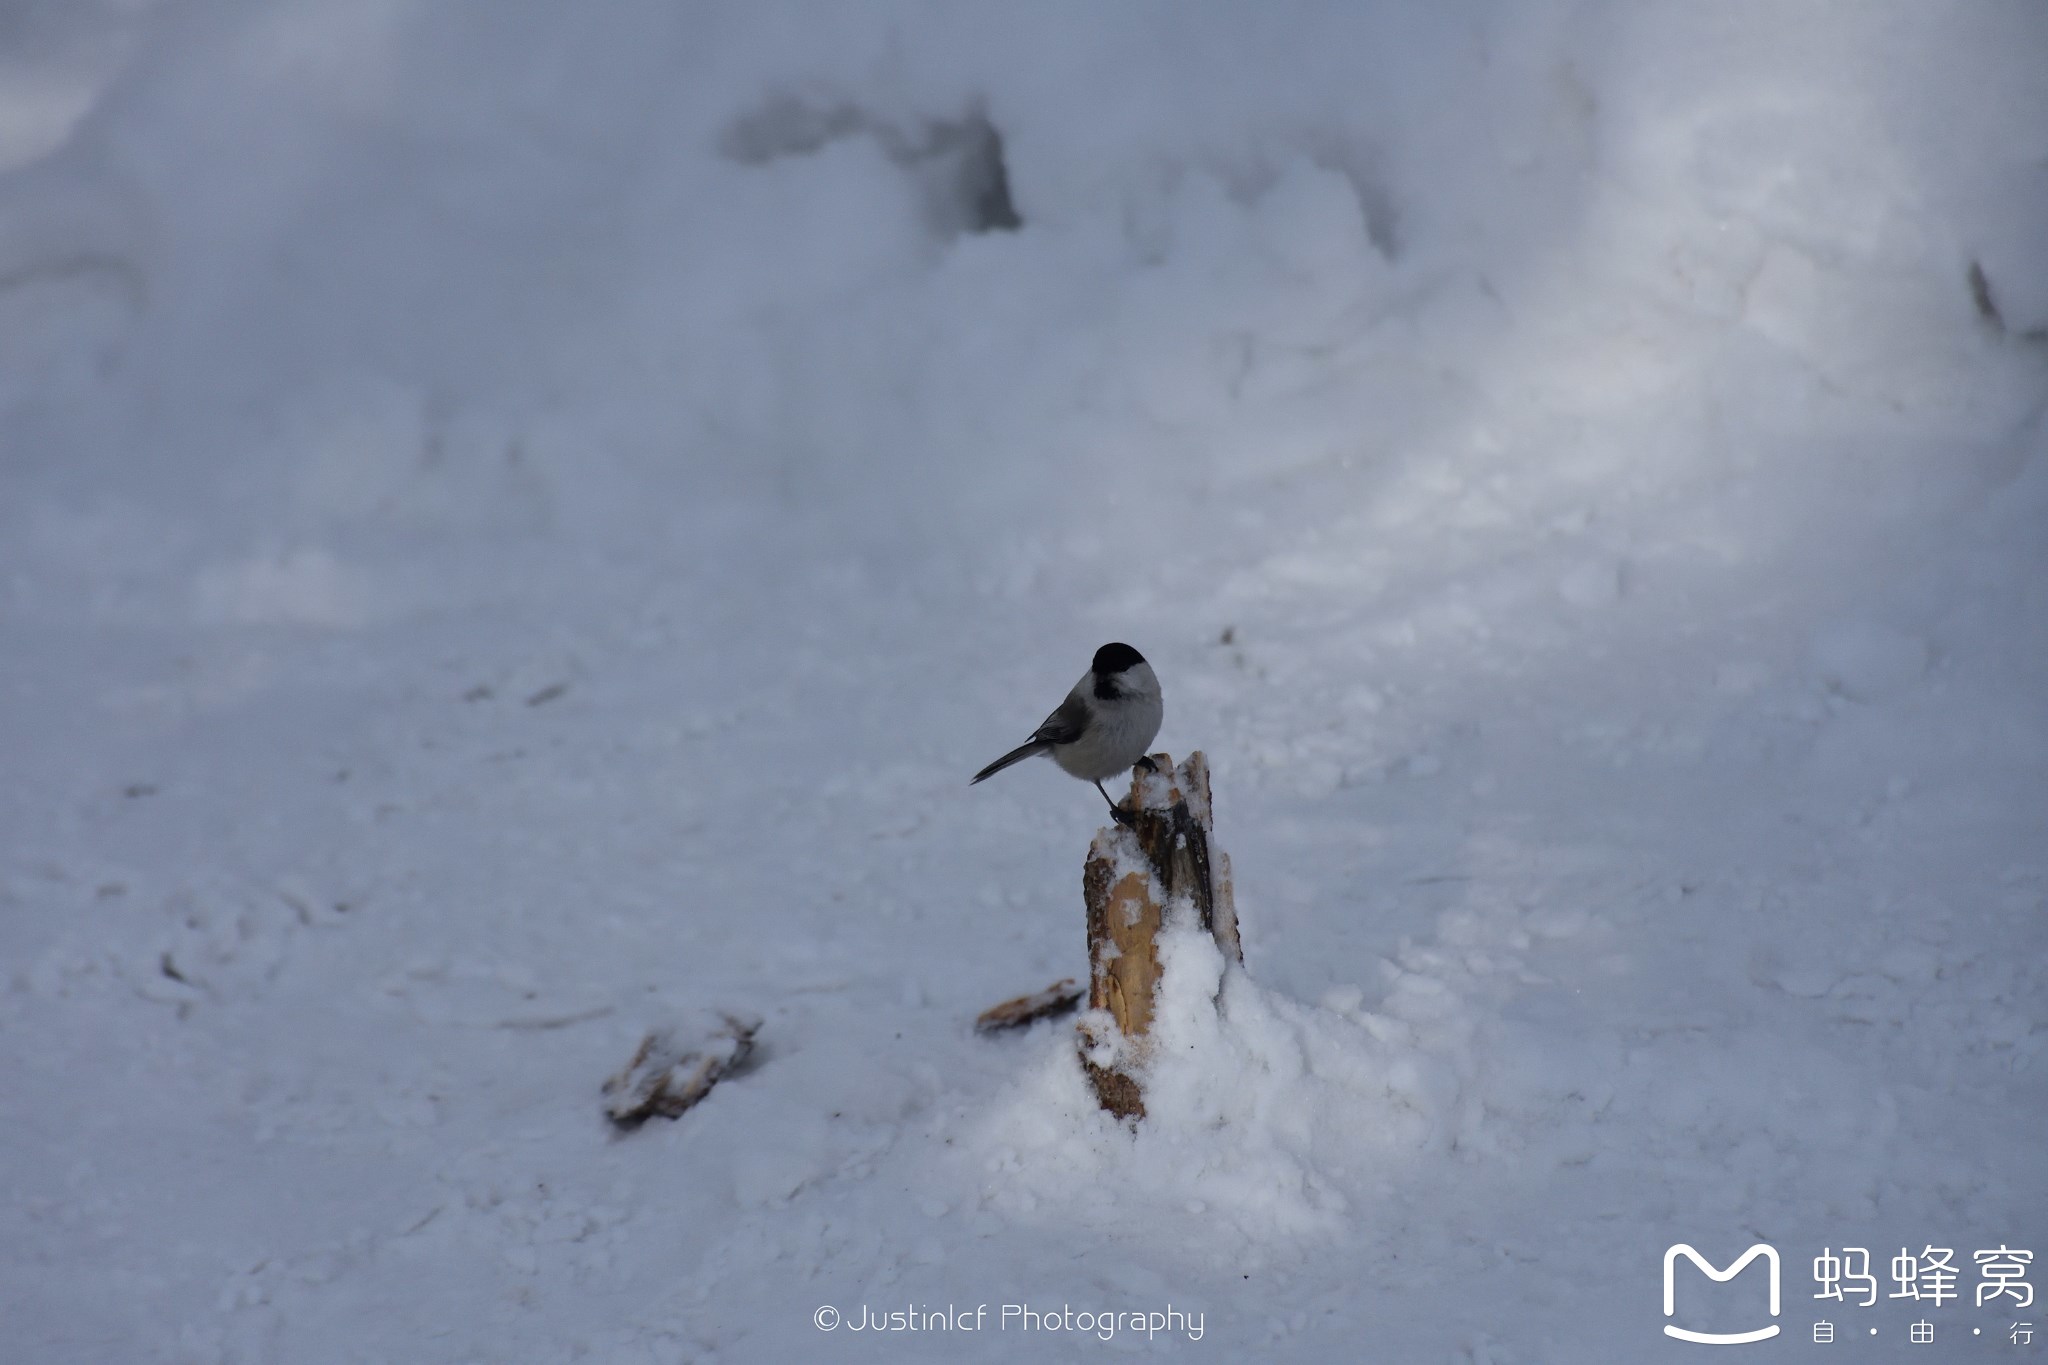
602 1013 759 1129
974 978 1083 1034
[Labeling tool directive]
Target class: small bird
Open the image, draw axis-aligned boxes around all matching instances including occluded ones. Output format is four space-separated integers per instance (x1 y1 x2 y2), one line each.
972 643 1164 822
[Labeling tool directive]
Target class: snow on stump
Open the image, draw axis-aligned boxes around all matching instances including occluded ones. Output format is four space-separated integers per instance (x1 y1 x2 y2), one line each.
1079 751 1240 1120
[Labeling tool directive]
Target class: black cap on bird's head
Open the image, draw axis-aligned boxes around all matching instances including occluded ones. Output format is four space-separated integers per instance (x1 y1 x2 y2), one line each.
1091 642 1146 676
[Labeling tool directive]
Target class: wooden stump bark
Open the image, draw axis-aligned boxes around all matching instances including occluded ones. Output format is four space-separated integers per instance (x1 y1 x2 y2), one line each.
1079 751 1240 1120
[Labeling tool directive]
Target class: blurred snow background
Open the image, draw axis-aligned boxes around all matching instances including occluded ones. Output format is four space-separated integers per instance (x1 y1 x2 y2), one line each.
1 2 2043 1361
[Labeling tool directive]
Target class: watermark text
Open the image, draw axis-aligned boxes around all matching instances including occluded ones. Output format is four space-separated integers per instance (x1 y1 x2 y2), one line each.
813 1301 1203 1343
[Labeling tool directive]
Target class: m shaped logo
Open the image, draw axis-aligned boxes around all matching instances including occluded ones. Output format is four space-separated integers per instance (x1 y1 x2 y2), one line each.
1663 1244 1781 1344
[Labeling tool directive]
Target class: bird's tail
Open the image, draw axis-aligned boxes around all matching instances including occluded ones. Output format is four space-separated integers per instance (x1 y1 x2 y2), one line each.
971 741 1050 785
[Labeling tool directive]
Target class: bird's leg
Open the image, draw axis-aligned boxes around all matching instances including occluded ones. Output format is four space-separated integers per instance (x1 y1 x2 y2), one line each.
1095 779 1137 828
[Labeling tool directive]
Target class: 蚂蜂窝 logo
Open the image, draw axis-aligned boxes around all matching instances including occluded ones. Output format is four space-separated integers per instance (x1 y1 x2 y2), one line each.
1664 1243 1781 1344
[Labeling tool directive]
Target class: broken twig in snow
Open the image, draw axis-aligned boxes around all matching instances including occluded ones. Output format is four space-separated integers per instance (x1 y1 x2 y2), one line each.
974 978 1083 1034
602 1013 759 1129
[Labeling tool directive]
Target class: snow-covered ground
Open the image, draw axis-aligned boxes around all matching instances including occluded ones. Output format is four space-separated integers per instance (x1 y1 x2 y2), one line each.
3 3 2044 1361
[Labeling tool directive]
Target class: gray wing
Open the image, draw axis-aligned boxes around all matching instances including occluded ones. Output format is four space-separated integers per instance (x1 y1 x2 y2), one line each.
970 688 1090 785
1030 690 1089 746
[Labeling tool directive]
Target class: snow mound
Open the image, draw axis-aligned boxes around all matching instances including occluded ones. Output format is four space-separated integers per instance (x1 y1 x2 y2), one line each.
973 910 1445 1245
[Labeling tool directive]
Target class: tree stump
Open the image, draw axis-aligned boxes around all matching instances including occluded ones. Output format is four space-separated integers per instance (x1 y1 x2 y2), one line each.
1079 751 1240 1120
